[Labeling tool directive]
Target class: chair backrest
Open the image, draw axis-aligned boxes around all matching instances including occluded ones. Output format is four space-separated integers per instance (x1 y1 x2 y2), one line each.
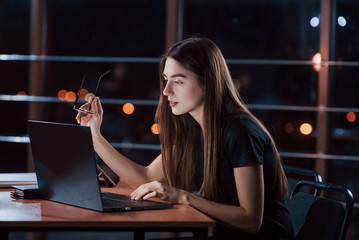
283 165 322 197
288 180 353 240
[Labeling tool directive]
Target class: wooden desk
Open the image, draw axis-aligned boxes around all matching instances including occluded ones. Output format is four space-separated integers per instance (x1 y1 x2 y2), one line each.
0 182 215 240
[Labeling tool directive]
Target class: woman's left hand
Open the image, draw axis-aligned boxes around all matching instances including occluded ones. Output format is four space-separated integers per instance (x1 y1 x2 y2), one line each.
130 181 187 204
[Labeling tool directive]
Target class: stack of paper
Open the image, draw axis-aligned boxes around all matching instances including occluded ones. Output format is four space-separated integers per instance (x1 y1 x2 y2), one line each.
0 173 37 187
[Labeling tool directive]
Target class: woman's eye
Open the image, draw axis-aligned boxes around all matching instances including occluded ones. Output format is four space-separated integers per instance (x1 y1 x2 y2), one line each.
174 80 183 84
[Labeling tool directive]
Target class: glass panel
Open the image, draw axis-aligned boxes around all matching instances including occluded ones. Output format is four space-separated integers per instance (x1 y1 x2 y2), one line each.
39 103 159 145
0 62 29 94
0 0 30 54
328 112 359 156
101 105 159 145
183 0 320 60
335 0 359 61
281 157 316 171
229 64 318 106
327 111 358 202
330 66 359 108
0 102 28 135
328 160 359 202
254 110 317 153
38 62 160 99
1 100 160 169
20 61 161 143
51 0 166 57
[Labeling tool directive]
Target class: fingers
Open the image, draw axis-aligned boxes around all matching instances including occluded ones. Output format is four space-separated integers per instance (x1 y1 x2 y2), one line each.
75 97 96 124
91 97 97 114
131 183 152 200
131 185 149 200
130 181 165 201
81 101 92 109
142 191 158 200
91 97 103 116
76 112 86 124
75 107 86 123
96 97 103 116
79 115 91 126
75 113 82 123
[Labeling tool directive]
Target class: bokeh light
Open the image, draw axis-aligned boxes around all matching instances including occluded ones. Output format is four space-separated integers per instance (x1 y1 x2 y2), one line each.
337 16 347 27
300 123 313 135
85 93 95 101
17 91 27 95
123 103 135 115
346 112 356 122
65 91 76 102
78 88 88 100
151 123 160 135
58 89 67 101
310 17 320 27
312 53 321 72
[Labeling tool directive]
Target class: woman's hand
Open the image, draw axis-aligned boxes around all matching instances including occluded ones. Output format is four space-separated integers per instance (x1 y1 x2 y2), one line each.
130 181 188 204
75 97 103 135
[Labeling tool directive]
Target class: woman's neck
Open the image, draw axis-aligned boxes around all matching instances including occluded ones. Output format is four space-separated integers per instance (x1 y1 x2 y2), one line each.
189 105 204 129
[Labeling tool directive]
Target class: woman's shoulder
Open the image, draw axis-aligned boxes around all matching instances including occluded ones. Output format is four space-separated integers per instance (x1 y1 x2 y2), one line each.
224 113 265 136
221 113 271 167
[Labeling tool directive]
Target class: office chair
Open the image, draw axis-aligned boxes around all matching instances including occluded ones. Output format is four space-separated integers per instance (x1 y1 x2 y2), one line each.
283 165 322 197
288 180 353 240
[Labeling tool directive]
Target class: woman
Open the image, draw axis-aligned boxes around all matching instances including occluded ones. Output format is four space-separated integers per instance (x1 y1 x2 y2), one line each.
76 37 294 239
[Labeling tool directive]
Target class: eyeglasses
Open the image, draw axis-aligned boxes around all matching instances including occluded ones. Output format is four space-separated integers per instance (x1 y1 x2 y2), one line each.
73 69 111 114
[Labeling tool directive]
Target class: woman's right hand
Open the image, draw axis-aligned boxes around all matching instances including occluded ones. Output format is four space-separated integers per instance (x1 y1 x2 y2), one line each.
75 97 103 136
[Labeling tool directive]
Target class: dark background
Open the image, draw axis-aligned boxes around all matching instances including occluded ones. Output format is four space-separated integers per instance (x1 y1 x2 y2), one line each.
0 0 358 201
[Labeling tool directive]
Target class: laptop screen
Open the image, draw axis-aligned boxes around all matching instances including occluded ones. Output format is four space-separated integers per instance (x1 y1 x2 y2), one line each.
28 120 104 211
28 120 172 212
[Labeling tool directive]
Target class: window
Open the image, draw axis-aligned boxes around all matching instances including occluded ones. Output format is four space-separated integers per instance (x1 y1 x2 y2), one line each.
1 0 358 203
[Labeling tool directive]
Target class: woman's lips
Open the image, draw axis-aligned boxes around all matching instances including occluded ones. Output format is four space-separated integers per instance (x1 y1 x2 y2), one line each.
169 101 178 107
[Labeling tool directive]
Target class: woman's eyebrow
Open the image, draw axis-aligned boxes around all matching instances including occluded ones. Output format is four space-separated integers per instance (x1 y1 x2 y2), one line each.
162 73 186 78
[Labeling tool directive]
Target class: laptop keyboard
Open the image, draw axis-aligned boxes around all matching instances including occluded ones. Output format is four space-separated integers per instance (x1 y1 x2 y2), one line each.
100 191 173 211
101 192 144 207
102 197 127 206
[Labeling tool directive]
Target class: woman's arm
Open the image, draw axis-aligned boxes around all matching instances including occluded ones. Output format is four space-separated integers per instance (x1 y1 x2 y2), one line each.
92 134 164 188
131 164 264 234
76 97 164 188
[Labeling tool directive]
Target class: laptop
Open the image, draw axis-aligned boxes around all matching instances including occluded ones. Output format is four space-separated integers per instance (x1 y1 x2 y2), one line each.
28 120 172 212
96 155 120 187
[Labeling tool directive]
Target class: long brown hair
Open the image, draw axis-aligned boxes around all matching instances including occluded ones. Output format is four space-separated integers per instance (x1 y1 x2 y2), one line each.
155 37 288 201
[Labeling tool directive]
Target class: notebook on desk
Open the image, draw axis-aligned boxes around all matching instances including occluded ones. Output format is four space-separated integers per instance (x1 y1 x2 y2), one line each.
0 173 37 187
27 120 172 212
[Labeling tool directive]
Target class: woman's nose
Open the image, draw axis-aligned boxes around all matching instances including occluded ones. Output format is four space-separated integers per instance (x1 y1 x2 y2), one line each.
163 82 172 96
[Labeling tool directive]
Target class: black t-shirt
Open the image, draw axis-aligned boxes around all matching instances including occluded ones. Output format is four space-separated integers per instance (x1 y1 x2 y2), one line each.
193 114 294 240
